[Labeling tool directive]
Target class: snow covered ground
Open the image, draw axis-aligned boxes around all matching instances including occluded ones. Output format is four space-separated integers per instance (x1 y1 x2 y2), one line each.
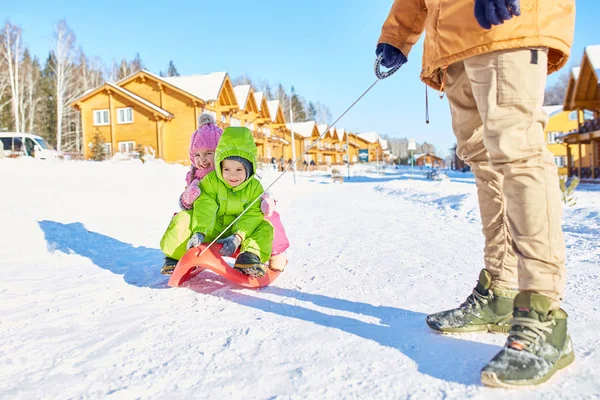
1 158 599 399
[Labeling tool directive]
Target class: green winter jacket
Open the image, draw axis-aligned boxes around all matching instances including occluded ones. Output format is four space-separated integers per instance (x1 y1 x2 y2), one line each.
160 127 273 261
192 127 265 242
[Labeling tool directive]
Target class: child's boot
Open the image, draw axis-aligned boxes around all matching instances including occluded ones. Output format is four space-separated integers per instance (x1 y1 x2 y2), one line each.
160 256 178 275
269 253 288 272
234 252 267 278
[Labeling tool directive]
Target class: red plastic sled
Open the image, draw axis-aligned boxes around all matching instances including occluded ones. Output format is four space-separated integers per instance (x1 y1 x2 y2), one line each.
167 243 280 288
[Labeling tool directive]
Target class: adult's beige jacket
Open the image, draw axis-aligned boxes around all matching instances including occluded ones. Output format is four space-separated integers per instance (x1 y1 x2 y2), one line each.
378 0 575 90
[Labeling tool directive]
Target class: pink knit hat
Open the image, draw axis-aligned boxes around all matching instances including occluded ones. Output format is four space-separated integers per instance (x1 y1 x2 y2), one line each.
189 113 223 163
186 113 224 184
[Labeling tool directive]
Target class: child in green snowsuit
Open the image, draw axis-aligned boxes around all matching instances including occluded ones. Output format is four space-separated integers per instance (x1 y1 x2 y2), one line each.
160 126 274 278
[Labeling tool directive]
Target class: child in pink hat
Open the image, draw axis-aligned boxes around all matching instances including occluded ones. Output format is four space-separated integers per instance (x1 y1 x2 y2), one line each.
162 113 289 273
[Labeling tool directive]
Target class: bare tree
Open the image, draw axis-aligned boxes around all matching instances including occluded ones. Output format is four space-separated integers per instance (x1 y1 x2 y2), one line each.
111 58 132 81
63 48 105 153
1 20 23 133
544 69 571 106
51 20 76 152
232 74 253 86
0 52 10 117
315 102 332 125
77 49 104 90
19 50 42 133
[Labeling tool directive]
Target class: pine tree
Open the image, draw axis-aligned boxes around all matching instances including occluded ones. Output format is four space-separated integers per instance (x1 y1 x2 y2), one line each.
89 129 106 161
38 52 57 146
290 86 306 122
275 83 290 121
307 101 317 121
131 52 144 73
167 60 179 77
262 83 273 100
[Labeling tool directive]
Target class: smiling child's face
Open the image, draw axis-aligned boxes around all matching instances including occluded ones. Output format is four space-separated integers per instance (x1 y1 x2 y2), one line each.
193 149 215 170
221 159 247 187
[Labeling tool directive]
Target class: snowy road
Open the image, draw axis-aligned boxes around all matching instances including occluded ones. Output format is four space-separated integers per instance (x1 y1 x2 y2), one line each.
1 159 598 399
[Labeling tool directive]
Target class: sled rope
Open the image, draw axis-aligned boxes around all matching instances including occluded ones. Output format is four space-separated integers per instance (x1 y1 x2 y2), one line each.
194 56 399 257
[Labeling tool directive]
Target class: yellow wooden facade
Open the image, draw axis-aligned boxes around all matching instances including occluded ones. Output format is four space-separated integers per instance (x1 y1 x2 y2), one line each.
347 133 360 163
72 82 173 161
561 45 600 181
544 106 588 176
72 69 384 167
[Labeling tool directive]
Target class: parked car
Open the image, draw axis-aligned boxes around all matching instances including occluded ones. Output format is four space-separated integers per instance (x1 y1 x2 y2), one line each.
0 133 62 160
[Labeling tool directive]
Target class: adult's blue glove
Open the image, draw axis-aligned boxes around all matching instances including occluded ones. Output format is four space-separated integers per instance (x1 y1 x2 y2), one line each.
474 0 521 30
376 43 407 69
217 234 242 257
186 232 205 250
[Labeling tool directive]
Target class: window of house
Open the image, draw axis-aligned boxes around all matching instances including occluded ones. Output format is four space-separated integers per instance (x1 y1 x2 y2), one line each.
264 127 271 136
583 110 594 120
304 139 311 147
117 107 133 124
318 154 323 163
568 111 578 121
554 156 566 168
118 141 135 154
103 143 112 157
547 132 559 144
93 109 110 126
230 118 241 127
221 114 227 123
266 146 272 158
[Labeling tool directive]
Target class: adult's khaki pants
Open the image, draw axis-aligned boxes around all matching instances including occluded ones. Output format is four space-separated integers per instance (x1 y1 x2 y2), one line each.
445 48 566 309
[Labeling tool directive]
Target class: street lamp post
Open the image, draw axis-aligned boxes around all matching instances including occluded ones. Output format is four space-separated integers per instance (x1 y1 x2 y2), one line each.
408 138 416 179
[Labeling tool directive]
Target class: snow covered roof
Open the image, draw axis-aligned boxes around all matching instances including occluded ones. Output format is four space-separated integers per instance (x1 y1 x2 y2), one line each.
267 100 282 122
254 92 265 109
233 85 251 111
163 72 227 102
542 105 563 117
379 138 388 150
358 132 379 143
106 82 172 118
317 124 335 137
286 121 316 138
585 45 600 78
414 152 443 160
571 66 580 79
336 128 346 141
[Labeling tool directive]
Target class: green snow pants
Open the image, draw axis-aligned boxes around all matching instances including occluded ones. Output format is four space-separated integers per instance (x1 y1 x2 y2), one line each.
160 210 274 262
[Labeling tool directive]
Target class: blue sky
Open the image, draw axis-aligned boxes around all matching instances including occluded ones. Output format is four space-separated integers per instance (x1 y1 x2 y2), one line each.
3 0 599 156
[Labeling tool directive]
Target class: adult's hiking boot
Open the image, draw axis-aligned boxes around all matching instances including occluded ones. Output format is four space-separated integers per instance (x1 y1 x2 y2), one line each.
234 252 267 278
160 256 178 275
481 292 575 388
426 269 517 334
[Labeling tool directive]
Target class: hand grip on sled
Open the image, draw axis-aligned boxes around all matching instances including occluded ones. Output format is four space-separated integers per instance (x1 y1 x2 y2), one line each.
167 243 280 288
